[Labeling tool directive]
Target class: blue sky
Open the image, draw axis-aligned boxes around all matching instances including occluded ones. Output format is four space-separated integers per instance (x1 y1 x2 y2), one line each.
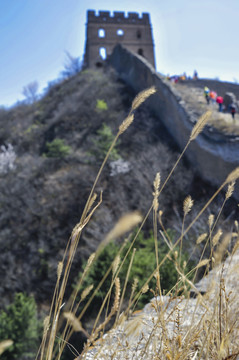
1 0 239 107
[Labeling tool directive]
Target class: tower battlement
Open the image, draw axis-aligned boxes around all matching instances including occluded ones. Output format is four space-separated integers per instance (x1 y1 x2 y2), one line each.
84 9 155 69
87 10 150 24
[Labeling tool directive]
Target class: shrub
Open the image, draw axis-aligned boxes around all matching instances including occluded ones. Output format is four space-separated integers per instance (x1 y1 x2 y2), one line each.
60 51 82 79
90 123 120 161
0 144 16 174
77 230 192 310
44 138 71 158
0 293 39 360
22 81 39 104
95 99 108 111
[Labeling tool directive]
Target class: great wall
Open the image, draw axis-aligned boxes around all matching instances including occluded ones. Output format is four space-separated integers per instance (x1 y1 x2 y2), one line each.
84 9 239 200
108 44 239 200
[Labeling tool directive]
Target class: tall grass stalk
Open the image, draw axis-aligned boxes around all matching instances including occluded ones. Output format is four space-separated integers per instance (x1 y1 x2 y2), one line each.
126 166 239 314
37 87 156 360
36 86 239 360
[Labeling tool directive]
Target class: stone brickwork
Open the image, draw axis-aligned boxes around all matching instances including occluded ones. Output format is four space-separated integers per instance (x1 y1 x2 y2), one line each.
109 44 239 200
84 10 155 68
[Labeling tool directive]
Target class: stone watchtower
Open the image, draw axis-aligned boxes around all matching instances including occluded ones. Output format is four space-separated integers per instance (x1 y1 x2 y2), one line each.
84 10 155 68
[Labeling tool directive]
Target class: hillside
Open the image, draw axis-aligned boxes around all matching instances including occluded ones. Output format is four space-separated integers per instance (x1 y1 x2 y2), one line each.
0 66 238 358
0 69 191 304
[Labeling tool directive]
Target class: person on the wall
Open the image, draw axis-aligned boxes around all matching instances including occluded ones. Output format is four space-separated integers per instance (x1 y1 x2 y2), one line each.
216 95 223 112
230 103 236 120
204 87 210 104
193 70 198 80
209 90 217 104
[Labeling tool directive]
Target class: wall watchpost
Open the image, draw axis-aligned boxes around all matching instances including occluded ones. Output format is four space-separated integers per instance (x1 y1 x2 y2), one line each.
84 10 155 68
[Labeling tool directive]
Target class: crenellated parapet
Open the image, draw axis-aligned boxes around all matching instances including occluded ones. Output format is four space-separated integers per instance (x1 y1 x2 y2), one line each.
87 10 150 24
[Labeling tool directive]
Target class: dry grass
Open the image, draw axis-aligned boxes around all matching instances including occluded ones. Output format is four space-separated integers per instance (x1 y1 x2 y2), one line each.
34 87 239 360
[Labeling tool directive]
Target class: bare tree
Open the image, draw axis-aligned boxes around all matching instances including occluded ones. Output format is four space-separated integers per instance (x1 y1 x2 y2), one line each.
61 51 82 78
22 81 39 104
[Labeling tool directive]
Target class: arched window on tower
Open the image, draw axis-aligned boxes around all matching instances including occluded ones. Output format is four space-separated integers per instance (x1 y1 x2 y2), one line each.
117 29 124 37
138 48 144 56
99 47 107 60
98 28 105 38
137 30 142 39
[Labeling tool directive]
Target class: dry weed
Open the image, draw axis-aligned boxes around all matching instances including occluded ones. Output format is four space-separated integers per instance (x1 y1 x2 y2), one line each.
36 86 239 360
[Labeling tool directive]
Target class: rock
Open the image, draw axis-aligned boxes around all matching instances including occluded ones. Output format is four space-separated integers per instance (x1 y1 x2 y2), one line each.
223 92 239 112
81 249 239 359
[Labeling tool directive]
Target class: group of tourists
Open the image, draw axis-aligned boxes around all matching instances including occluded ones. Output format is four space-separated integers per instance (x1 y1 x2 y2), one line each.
166 70 198 83
203 86 237 120
165 71 237 121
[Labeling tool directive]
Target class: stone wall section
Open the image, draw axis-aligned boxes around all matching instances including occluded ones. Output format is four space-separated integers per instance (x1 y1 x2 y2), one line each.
109 44 239 199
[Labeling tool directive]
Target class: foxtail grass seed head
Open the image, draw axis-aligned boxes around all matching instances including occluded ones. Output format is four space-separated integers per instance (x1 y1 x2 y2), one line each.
43 315 50 335
153 270 159 279
225 181 235 200
132 277 139 293
118 114 134 134
0 340 13 356
158 210 163 222
235 220 239 231
196 259 210 269
196 233 208 244
84 253 96 273
112 255 120 276
183 195 194 216
124 314 145 338
81 284 94 301
142 284 149 294
190 111 212 141
63 312 83 332
212 228 223 246
104 211 143 244
214 233 231 265
153 172 161 211
57 261 63 281
71 222 84 239
113 277 121 311
87 193 97 213
208 214 214 230
153 172 161 192
131 86 157 112
176 334 182 348
225 167 239 184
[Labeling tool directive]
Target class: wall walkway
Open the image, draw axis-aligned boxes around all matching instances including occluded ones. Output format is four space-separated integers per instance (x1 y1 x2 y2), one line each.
109 45 239 199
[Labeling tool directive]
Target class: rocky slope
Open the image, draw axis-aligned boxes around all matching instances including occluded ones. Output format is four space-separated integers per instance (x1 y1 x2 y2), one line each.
82 247 239 359
0 67 236 315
